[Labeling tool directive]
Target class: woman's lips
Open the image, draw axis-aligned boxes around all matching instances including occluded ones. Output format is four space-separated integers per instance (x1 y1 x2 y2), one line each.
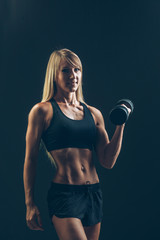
68 82 77 86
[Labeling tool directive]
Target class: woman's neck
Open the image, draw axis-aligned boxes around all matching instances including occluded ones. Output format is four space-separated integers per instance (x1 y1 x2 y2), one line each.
54 92 78 106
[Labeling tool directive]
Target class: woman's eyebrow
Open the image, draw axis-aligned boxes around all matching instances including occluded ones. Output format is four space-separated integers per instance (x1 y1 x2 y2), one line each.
61 65 78 70
61 66 71 69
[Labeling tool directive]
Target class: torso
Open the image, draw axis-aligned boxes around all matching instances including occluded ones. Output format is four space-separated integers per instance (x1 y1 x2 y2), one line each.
42 100 99 185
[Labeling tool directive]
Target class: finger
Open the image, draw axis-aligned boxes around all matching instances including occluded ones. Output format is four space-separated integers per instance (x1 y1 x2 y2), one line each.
121 104 131 114
27 222 44 231
27 219 44 231
27 221 36 230
37 214 44 229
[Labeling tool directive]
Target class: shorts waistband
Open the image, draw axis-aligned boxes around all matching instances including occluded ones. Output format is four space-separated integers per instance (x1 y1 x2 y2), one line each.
49 182 101 192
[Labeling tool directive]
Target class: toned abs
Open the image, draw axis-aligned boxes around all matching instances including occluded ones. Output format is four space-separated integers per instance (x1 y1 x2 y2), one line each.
50 148 99 185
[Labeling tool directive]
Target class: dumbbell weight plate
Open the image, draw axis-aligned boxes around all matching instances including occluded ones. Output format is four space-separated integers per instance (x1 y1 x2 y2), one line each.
117 99 134 113
109 105 129 125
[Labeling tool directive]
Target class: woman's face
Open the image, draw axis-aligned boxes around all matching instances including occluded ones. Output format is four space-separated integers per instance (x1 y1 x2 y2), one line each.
56 59 82 94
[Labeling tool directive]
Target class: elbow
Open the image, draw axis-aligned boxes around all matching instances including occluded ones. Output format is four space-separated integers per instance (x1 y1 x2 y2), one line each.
100 155 118 169
98 144 121 169
100 159 115 169
106 163 115 169
102 163 115 169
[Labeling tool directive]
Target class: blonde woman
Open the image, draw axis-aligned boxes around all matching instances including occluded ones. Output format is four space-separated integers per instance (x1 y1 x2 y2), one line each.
23 48 130 240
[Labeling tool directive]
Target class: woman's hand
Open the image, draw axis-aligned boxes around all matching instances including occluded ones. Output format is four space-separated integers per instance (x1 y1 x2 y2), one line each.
121 104 131 114
26 204 44 231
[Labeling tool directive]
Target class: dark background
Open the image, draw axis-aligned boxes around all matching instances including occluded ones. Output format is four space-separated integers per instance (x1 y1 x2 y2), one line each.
1 0 160 239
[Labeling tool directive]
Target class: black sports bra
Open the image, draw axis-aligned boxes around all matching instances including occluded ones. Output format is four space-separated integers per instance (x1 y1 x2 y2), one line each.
41 98 97 151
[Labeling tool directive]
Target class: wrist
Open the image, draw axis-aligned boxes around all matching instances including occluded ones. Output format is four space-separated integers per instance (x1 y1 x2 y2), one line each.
25 199 35 207
115 123 125 130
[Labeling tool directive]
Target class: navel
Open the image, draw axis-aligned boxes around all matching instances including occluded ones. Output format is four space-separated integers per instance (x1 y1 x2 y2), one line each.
86 181 91 184
81 164 85 172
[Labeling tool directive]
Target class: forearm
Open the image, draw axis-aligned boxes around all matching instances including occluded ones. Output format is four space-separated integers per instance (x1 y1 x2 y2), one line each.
23 158 37 206
103 124 125 168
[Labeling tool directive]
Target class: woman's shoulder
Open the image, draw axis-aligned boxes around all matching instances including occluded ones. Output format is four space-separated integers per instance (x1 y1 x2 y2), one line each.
28 101 51 122
85 103 104 124
85 103 102 117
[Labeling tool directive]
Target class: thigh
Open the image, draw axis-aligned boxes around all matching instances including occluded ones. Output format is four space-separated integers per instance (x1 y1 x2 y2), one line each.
52 215 87 240
84 222 101 240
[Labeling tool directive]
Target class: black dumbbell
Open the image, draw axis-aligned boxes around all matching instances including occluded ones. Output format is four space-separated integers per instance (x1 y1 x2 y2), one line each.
109 99 134 125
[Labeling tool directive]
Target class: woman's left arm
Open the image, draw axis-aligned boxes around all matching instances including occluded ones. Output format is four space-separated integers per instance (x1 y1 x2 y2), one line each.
89 106 125 169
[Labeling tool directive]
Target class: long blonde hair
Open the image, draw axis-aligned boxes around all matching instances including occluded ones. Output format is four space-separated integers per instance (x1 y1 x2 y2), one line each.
41 48 84 103
40 49 85 166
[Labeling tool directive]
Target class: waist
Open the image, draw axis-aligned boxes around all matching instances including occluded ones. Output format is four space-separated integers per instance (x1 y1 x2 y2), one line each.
49 182 101 192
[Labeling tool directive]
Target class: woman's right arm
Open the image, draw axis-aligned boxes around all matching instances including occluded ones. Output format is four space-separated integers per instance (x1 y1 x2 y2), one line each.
23 103 46 231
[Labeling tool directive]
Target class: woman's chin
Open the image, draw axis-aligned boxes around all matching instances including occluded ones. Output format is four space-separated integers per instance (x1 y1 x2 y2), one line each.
67 86 78 92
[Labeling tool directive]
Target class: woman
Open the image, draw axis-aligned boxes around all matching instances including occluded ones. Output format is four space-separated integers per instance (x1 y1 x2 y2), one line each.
23 48 130 240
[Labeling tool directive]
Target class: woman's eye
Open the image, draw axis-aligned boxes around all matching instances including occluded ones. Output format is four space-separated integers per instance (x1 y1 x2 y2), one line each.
62 68 69 73
74 68 80 72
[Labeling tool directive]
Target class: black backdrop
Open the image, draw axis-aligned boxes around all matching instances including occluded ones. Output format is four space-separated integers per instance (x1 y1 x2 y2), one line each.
1 0 160 239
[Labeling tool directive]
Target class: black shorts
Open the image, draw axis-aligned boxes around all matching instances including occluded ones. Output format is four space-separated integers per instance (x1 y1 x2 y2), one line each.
47 182 103 227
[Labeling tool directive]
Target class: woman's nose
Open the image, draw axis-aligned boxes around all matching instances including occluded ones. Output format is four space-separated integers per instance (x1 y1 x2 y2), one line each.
69 69 76 79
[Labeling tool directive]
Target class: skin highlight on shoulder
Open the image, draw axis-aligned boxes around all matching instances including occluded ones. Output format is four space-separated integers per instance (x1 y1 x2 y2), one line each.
28 102 53 131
